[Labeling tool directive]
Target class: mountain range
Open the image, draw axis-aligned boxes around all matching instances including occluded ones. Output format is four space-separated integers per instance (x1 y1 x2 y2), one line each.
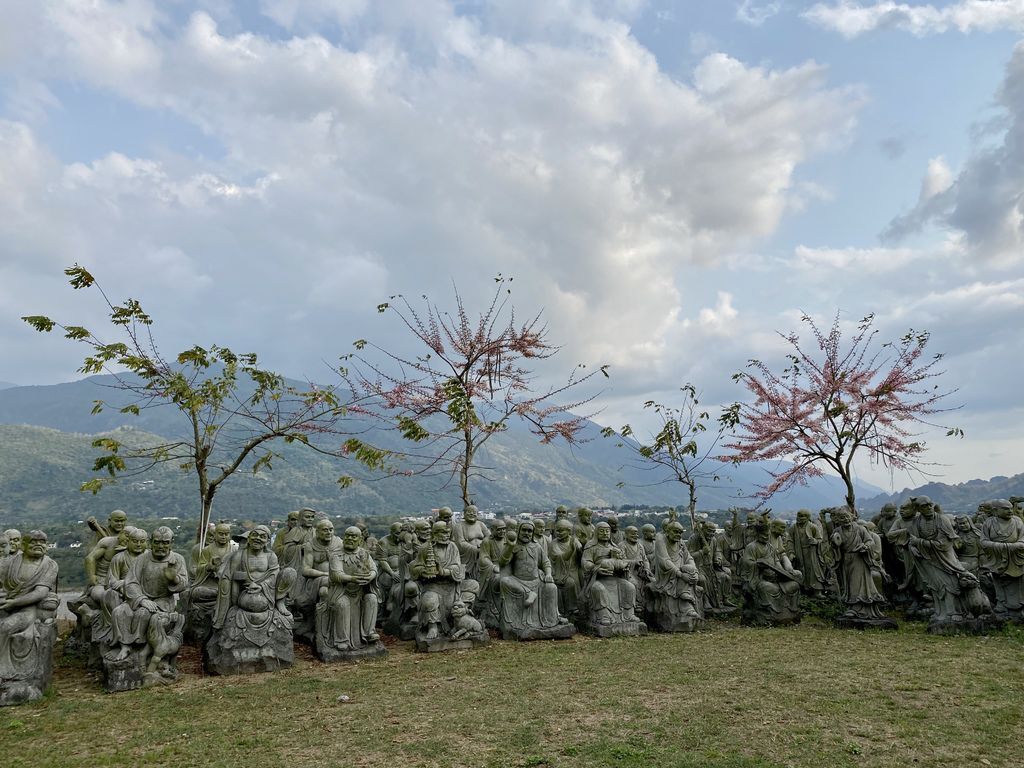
0 373 961 525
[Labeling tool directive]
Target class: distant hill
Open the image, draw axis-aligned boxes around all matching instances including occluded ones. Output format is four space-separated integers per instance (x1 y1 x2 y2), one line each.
0 376 884 523
0 381 16 390
864 474 1024 514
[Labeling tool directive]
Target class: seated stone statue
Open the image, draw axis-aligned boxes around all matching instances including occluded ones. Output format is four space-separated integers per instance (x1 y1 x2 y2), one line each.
0 531 59 707
183 522 236 644
580 522 646 636
688 521 734 615
648 521 702 632
293 519 343 642
91 527 148 652
206 526 296 674
548 519 583 624
453 505 489 581
498 520 574 641
66 513 131 659
476 520 508 629
621 525 654 614
739 518 802 626
829 508 896 629
314 527 385 661
902 496 994 633
383 519 430 639
373 522 404 618
103 527 188 690
980 499 1024 622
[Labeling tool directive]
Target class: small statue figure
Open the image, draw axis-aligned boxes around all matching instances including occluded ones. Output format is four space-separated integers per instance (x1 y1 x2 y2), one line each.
830 508 896 629
788 510 828 597
739 518 802 626
453 505 489 581
0 531 59 707
66 514 132 659
448 601 484 640
548 519 584 623
769 519 791 559
648 521 702 632
314 527 385 661
434 507 455 527
579 522 646 636
272 510 300 558
980 499 1024 622
498 520 575 641
903 496 995 633
3 530 21 557
640 524 657 563
885 501 930 616
92 527 148 652
532 519 551 556
206 526 296 674
574 508 595 546
605 515 624 545
85 510 128 549
183 522 236 644
278 507 318 579
104 527 188 690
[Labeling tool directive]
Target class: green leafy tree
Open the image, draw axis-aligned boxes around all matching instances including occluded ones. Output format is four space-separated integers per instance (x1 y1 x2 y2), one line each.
601 383 726 528
23 265 385 549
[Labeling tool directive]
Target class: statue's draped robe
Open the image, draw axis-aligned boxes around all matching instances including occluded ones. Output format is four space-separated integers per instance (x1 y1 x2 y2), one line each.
499 541 561 630
0 553 58 675
789 522 827 592
981 516 1024 615
317 547 379 650
581 541 636 624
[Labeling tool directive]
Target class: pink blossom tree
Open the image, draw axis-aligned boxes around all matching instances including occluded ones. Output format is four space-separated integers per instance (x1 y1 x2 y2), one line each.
344 276 605 507
719 313 960 511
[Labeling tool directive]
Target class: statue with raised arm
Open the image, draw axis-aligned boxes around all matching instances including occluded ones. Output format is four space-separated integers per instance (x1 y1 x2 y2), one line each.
498 520 575 641
205 526 296 674
0 531 59 706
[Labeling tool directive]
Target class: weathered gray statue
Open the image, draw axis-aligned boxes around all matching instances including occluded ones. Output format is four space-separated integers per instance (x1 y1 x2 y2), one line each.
548 519 584 623
648 521 702 632
476 519 508 628
739 518 802 626
91 527 147 656
885 502 930 616
453 505 489 581
688 521 733 615
788 510 828 596
498 520 575 640
902 496 994 633
574 508 595 546
621 525 654 616
183 522 235 644
294 518 343 642
579 522 646 636
0 531 59 706
373 521 404 618
206 526 296 674
103 527 188 691
829 508 896 629
314 527 385 661
980 499 1024 622
66 511 131 658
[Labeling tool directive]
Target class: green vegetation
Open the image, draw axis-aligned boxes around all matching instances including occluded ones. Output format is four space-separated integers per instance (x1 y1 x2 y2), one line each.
2 620 1021 767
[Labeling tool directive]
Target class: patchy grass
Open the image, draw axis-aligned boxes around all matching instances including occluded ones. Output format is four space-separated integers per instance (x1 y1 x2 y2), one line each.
2 619 1022 768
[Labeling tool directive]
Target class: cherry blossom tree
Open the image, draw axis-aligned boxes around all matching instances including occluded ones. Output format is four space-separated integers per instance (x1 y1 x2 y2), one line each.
719 312 960 511
344 276 605 507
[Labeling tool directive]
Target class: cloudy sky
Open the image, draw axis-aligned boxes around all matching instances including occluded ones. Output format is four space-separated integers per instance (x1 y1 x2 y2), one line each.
1 1 1022 493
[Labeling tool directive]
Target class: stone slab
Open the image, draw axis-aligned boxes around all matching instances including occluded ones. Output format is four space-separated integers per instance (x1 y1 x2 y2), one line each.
500 623 577 641
835 616 899 631
927 615 1003 636
317 640 387 663
414 633 489 653
581 620 648 638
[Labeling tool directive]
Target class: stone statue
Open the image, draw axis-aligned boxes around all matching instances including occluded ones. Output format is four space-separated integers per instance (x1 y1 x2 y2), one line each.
0 532 8 558
183 522 236 644
574 508 595 546
85 510 128 549
67 515 132 657
788 510 828 597
769 519 791 559
885 502 930 617
91 527 148 653
272 510 300 558
476 519 508 628
383 519 428 639
314 527 385 661
498 520 574 640
621 525 654 616
687 521 733 615
294 518 343 642
903 496 994 633
373 521 404 617
0 531 59 706
953 516 984 576
829 508 896 629
980 499 1024 622
278 507 317 578
648 521 702 632
3 530 21 557
104 527 188 690
434 507 454 527
532 519 550 556
453 505 489 581
739 518 802 626
554 505 570 524
206 526 296 674
641 524 657 563
548 519 583 623
579 522 645 636
605 515 624 545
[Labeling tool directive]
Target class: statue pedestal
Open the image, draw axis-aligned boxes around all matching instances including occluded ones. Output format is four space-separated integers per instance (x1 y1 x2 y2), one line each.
500 622 576 641
414 631 489 653
580 619 647 638
928 615 1003 636
101 652 145 693
0 621 56 707
835 615 898 631
647 613 701 633
317 640 387 663
182 594 215 646
205 626 295 675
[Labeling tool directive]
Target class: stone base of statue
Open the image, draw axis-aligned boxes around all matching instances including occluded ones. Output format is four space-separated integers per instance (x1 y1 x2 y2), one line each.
0 621 56 707
181 594 216 646
101 652 145 692
740 604 801 627
205 622 295 675
317 639 387 663
927 614 1003 636
647 611 702 633
415 630 489 653
581 618 648 638
500 622 576 641
705 605 738 618
834 615 898 631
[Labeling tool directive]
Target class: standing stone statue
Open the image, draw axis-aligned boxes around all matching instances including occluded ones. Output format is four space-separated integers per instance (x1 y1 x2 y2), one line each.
688 521 733 615
476 520 508 629
954 516 984 576
788 510 828 597
206 526 296 674
373 522 404 618
621 525 654 617
885 502 930 617
903 496 995 633
453 505 489 581
980 499 1024 622
273 511 301 558
548 519 584 624
739 518 802 626
67 513 131 658
183 522 236 644
279 507 318 578
640 524 657 563
648 521 702 632
0 531 59 707
104 527 188 691
294 519 343 642
829 508 896 629
314 527 385 661
605 515 624 545
579 522 646 636
574 508 596 546
498 520 574 641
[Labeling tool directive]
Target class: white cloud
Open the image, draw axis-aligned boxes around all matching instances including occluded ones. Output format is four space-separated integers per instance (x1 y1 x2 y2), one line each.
737 1 783 27
697 292 739 334
804 1 1024 38
791 244 921 271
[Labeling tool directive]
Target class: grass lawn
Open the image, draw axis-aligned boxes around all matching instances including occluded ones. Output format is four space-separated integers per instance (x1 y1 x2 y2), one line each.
1 619 1021 768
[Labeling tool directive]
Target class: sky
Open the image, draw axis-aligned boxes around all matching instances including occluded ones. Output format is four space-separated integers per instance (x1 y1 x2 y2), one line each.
1 1 1023 494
